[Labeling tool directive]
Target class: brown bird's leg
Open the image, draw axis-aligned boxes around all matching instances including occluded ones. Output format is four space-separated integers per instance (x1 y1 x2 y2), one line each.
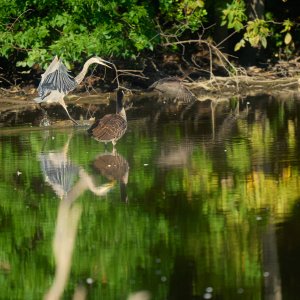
104 142 110 152
59 99 79 125
112 141 117 155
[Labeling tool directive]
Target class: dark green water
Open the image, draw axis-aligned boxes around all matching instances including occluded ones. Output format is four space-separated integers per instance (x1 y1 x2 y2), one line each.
1 95 300 299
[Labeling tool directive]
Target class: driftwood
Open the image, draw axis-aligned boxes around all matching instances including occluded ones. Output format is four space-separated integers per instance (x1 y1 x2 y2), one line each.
187 76 300 95
127 75 300 104
179 76 300 104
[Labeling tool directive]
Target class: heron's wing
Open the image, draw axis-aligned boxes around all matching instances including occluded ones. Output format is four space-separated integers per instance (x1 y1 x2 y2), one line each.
38 56 77 98
40 56 60 82
39 152 80 197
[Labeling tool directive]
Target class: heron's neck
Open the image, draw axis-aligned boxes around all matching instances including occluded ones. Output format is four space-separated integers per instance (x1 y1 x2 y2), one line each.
74 58 96 85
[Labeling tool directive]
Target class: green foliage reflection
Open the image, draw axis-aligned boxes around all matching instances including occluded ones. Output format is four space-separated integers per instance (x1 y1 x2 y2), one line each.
0 97 300 298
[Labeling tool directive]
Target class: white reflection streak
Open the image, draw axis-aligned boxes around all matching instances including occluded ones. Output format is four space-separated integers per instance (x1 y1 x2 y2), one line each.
127 290 151 300
44 197 82 300
44 173 114 300
72 285 87 300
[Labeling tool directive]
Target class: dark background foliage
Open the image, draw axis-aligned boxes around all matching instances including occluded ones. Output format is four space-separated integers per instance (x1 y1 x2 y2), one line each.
0 0 300 86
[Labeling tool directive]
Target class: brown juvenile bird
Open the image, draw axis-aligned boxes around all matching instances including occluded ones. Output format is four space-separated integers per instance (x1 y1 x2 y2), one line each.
148 77 197 103
87 89 127 147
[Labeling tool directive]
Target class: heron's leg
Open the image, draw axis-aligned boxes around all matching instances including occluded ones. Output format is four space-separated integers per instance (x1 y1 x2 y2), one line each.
38 103 52 127
39 103 48 116
59 99 79 125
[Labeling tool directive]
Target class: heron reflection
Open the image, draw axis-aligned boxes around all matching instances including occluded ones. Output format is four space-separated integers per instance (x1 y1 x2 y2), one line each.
39 133 114 200
92 150 129 202
40 133 114 300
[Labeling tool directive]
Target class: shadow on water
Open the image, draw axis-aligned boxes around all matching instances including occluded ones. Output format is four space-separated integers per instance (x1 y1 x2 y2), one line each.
2 92 300 298
276 200 300 299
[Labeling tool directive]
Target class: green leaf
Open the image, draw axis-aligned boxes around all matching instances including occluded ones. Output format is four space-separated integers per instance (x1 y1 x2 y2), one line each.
284 32 292 45
261 36 267 48
234 39 245 51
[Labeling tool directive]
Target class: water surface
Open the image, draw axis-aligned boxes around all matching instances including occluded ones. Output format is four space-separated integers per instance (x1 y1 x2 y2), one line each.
0 94 300 299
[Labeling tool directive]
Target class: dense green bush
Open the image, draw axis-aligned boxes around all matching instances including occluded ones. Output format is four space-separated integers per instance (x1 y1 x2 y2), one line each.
0 0 161 68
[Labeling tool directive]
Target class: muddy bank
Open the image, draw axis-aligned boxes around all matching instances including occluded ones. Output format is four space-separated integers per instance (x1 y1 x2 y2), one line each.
1 70 300 128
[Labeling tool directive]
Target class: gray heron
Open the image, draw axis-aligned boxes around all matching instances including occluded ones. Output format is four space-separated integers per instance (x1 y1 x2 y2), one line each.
35 56 111 125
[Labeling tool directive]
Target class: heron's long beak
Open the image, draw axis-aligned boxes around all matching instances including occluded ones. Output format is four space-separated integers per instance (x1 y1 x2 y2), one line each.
96 57 112 69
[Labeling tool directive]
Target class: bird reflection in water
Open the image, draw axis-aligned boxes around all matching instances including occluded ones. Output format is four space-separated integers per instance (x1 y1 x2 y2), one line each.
157 142 194 169
92 150 129 202
40 133 114 300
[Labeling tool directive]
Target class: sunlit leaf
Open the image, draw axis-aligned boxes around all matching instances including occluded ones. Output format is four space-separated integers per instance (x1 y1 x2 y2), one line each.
234 39 245 51
261 36 267 48
284 32 292 45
